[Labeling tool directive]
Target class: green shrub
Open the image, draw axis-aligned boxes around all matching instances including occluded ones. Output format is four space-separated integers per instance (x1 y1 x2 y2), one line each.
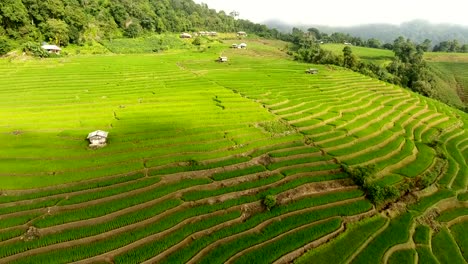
22 42 49 57
344 164 376 186
263 195 277 210
0 37 14 55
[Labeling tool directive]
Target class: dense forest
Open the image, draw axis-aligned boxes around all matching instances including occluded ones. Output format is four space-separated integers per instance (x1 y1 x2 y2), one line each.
0 0 280 51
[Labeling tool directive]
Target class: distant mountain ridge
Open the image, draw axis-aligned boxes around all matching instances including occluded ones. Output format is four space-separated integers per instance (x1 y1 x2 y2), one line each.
266 20 468 45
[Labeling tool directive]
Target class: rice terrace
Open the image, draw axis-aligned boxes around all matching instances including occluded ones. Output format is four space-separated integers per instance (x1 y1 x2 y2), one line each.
1 21 468 264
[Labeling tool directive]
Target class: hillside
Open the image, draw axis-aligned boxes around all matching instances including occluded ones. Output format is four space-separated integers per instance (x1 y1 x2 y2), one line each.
0 0 277 50
0 38 467 263
321 43 468 109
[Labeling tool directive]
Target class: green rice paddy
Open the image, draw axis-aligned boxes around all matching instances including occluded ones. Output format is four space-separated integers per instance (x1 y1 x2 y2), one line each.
0 38 466 263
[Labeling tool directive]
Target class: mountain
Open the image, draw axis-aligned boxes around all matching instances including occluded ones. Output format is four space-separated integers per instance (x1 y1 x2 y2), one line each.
266 19 468 44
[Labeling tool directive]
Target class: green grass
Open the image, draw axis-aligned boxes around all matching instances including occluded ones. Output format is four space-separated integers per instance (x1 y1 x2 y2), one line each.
114 210 241 263
211 165 266 181
234 218 342 264
32 178 210 228
0 173 145 203
182 173 284 201
458 192 468 201
199 199 372 264
321 44 394 65
432 227 466 264
408 189 455 212
394 143 435 178
450 221 468 261
416 245 439 264
0 228 25 242
160 190 365 264
296 215 387 264
351 212 413 264
388 249 416 264
413 225 431 244
0 199 181 259
437 207 468 222
102 35 192 53
0 37 467 263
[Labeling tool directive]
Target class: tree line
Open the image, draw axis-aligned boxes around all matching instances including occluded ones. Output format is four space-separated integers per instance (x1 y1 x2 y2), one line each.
288 27 468 53
0 0 283 54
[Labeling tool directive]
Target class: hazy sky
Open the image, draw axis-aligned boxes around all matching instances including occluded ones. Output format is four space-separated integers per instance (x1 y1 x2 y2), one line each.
193 0 468 26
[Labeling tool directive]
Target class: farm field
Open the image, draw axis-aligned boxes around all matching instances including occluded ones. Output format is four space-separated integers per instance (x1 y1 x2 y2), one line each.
322 43 468 108
321 43 394 65
0 38 467 263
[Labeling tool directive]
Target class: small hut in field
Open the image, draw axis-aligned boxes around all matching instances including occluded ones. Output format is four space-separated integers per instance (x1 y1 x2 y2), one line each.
218 56 228 62
305 68 319 74
180 33 192 38
231 44 238 48
237 31 247 37
87 130 108 147
239 43 247 49
41 44 62 54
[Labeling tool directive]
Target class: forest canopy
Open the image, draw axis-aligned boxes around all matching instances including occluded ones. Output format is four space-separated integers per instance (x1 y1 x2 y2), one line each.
0 0 279 47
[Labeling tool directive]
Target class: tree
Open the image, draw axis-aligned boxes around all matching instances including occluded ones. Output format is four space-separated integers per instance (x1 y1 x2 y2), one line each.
449 39 461 52
461 44 468 53
41 19 70 46
420 39 431 52
307 27 321 39
343 46 358 69
382 43 393 50
124 23 142 38
366 38 381 48
263 195 276 210
0 0 29 37
192 36 201 46
0 37 14 55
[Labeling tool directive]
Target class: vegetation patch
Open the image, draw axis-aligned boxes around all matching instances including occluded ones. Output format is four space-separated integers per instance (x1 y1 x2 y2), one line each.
296 215 387 264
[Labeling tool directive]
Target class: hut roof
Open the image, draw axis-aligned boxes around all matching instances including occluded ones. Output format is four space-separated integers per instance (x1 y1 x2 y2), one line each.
41 44 61 51
87 130 109 139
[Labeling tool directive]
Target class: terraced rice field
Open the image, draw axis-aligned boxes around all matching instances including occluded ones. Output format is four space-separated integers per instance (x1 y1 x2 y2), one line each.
0 40 467 263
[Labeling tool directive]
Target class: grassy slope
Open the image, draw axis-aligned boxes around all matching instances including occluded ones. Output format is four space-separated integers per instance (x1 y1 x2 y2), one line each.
322 44 468 108
0 37 466 263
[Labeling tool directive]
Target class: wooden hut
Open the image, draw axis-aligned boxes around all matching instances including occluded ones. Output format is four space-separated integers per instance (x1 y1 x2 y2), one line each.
305 68 319 74
87 130 109 147
218 56 228 62
41 44 62 54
